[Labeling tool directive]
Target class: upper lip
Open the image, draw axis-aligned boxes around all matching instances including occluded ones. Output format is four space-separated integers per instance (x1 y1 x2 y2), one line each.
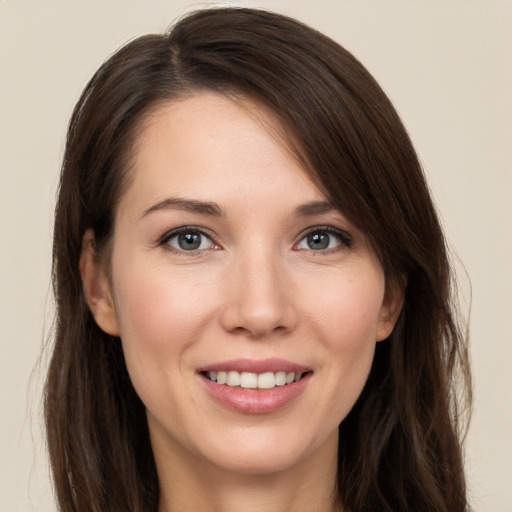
197 358 310 374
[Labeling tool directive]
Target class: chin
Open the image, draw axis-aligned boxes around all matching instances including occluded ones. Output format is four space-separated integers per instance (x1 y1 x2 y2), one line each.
193 422 338 477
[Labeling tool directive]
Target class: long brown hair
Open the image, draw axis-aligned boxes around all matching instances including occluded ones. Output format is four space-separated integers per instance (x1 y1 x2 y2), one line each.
46 7 471 512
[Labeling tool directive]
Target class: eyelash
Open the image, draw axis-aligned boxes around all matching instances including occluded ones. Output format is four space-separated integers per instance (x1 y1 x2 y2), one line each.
158 225 353 255
294 226 353 254
159 226 220 255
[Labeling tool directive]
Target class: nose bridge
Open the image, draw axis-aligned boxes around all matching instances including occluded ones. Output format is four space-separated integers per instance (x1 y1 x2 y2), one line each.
220 242 295 337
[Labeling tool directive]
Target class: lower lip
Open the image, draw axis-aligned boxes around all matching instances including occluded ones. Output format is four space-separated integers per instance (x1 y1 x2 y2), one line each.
200 373 312 414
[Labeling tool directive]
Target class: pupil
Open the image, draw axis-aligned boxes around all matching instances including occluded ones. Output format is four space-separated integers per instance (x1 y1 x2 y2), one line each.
178 232 201 250
308 232 329 250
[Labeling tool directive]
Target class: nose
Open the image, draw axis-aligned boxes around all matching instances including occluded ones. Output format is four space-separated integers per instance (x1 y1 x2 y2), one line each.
219 250 298 339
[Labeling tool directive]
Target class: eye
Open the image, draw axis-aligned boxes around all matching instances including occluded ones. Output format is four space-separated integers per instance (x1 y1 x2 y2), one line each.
161 227 218 252
295 228 352 252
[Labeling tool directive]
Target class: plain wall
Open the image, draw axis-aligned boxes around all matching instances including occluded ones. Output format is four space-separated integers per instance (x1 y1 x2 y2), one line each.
0 1 510 511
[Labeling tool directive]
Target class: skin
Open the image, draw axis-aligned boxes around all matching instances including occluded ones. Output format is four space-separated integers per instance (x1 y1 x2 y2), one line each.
81 92 403 512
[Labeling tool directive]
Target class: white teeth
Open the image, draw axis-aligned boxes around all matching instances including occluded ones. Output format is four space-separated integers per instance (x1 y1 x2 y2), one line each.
257 372 276 389
206 370 306 389
275 371 287 386
227 371 240 386
240 372 258 389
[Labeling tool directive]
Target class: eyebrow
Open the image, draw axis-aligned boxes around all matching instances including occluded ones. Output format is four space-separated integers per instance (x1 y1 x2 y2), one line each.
141 197 224 219
140 198 339 220
293 200 339 217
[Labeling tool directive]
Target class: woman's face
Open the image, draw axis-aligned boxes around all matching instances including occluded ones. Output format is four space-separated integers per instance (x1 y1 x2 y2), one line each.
85 92 402 476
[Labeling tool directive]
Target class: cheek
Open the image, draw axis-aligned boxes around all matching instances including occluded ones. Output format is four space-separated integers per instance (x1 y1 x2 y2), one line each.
307 270 385 347
114 261 213 344
300 267 385 404
110 259 221 422
110 259 221 398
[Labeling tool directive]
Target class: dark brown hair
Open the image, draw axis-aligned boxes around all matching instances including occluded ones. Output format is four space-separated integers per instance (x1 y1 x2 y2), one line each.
46 7 471 512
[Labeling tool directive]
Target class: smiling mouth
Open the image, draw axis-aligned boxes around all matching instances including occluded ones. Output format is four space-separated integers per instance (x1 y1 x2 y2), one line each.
201 370 312 390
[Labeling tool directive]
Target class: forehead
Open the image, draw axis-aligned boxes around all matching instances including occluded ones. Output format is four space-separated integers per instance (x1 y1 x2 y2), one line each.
118 92 325 216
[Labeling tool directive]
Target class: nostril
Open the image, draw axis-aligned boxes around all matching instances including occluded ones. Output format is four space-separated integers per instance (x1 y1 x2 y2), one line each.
228 323 288 339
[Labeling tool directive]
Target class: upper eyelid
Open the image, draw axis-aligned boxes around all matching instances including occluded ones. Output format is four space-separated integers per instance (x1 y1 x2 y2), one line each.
156 224 353 249
159 226 219 246
296 225 352 242
293 227 354 254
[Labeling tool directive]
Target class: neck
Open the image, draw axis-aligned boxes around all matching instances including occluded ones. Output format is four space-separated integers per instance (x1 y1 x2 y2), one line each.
155 431 341 512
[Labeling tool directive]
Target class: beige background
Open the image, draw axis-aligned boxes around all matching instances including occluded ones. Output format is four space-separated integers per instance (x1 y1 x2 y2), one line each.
1 1 510 511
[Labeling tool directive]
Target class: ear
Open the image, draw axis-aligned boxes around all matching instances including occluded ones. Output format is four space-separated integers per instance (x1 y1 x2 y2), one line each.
79 229 120 336
376 278 405 342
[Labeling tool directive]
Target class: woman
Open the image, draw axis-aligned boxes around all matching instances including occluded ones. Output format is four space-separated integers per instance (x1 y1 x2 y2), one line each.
45 7 471 512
